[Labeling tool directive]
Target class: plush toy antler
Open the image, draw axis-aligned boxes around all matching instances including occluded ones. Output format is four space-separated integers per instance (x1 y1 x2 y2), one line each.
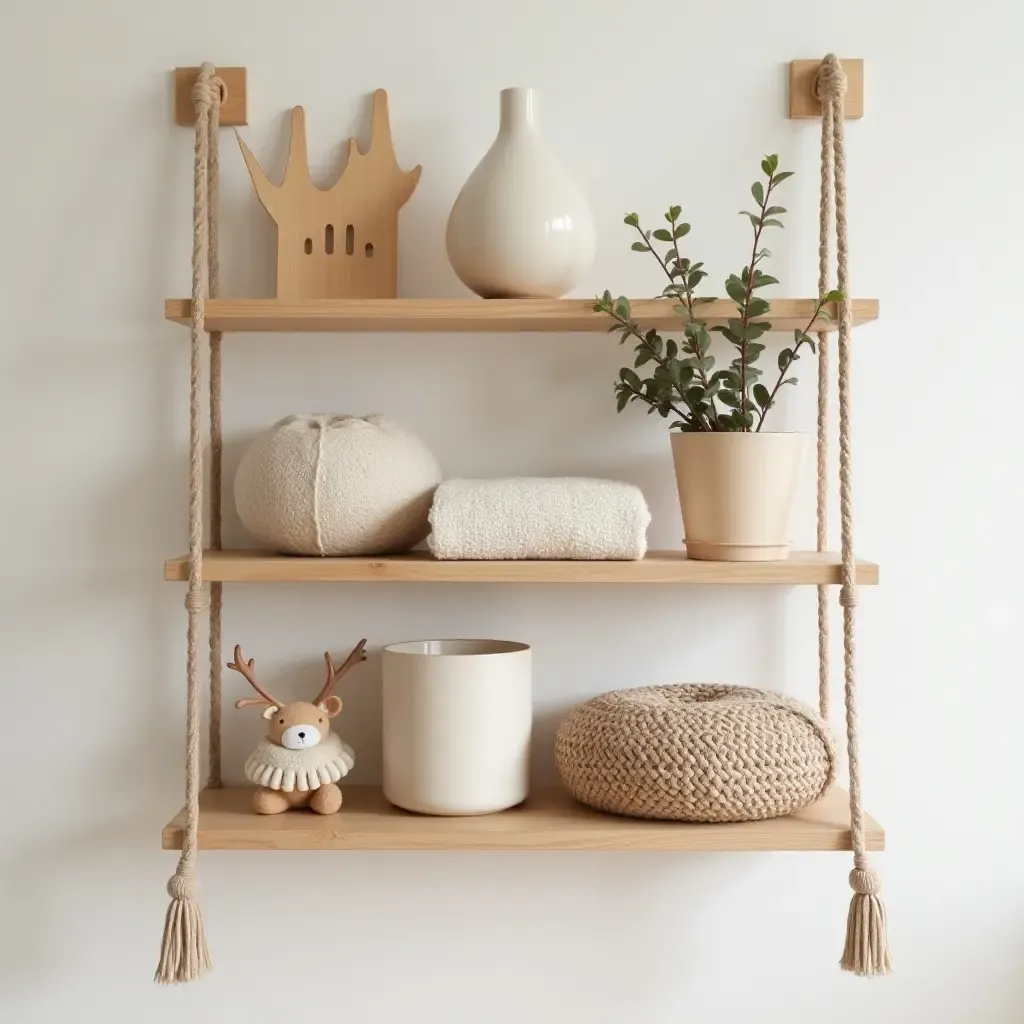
315 638 368 707
229 645 285 709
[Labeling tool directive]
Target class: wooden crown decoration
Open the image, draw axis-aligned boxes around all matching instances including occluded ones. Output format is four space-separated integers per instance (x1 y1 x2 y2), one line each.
237 89 421 299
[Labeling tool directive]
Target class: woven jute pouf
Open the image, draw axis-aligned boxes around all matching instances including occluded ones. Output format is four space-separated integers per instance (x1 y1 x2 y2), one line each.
555 684 836 822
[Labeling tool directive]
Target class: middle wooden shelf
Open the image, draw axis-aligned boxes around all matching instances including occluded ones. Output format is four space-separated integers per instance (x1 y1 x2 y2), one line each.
163 549 879 585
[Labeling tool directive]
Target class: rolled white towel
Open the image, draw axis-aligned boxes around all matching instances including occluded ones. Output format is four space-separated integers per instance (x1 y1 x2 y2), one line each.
428 478 650 561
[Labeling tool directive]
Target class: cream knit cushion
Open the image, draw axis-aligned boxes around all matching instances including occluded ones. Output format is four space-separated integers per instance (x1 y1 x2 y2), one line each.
555 684 836 822
235 414 442 555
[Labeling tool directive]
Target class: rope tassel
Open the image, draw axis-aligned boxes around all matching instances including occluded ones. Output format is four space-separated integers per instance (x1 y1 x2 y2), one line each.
816 53 892 975
841 866 892 976
155 870 212 984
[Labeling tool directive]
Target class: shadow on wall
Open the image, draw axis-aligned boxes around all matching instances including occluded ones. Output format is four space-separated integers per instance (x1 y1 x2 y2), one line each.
0 819 770 1003
223 586 796 786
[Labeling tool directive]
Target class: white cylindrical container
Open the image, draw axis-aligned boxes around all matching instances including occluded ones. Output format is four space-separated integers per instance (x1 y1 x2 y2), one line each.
382 639 532 815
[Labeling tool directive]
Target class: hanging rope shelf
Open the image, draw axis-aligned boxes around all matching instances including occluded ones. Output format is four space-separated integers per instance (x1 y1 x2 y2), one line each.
156 57 888 985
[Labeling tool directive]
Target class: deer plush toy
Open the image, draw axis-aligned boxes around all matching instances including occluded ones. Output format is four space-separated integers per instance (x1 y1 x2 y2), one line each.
230 639 367 814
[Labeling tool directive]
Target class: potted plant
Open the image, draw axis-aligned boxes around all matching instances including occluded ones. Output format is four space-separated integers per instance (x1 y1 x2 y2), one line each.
596 155 842 562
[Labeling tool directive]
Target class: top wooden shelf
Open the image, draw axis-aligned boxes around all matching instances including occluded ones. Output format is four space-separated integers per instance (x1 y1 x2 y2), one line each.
164 297 879 333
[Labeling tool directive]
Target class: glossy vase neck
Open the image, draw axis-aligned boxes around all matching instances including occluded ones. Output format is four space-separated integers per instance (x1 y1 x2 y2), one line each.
499 88 538 135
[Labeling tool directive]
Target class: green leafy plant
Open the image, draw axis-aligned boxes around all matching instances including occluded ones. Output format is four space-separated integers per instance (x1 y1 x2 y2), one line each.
596 155 843 432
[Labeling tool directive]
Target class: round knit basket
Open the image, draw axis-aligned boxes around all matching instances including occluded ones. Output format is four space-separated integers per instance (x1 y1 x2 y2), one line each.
555 684 836 822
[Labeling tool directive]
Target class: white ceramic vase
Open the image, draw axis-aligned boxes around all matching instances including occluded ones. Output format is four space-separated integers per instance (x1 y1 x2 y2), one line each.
671 432 810 561
382 639 532 815
445 88 596 299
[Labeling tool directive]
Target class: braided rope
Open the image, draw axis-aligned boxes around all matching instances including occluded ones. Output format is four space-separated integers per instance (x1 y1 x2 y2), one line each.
815 93 833 723
816 54 892 976
155 61 222 985
207 81 223 789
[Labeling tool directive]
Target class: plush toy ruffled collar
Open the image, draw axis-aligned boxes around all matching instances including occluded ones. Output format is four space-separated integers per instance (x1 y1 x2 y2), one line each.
244 731 355 792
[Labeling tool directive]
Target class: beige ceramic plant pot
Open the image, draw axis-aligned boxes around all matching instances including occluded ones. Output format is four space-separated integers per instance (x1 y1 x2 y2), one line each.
670 432 809 561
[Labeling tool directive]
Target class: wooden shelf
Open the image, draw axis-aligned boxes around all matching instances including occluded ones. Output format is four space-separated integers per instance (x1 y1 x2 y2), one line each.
164 297 879 333
163 549 879 585
162 785 883 852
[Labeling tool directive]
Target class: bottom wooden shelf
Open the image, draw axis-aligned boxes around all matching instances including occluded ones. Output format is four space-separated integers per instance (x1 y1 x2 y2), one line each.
161 785 884 852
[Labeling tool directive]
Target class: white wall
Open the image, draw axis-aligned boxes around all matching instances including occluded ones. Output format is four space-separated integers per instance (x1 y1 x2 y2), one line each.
2 0 1022 1020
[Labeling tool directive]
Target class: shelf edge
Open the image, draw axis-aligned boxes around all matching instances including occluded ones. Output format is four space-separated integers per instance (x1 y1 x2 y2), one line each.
164 297 880 333
161 785 885 852
162 551 880 585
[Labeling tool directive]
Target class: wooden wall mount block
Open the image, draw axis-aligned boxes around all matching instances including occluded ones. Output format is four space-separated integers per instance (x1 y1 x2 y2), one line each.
174 67 248 126
237 90 422 300
788 59 864 119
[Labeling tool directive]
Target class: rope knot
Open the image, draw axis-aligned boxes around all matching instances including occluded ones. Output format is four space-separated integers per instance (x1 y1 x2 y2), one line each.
814 54 848 102
191 76 227 113
849 866 882 896
185 590 210 613
839 585 858 608
167 871 199 901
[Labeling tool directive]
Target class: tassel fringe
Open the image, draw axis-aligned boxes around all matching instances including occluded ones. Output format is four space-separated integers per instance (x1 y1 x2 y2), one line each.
155 871 212 984
840 867 892 976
